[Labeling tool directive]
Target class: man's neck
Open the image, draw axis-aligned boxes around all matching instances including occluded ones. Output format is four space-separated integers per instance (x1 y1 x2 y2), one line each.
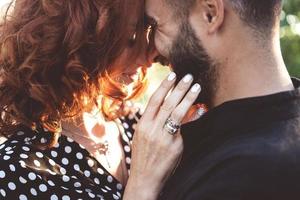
212 38 294 108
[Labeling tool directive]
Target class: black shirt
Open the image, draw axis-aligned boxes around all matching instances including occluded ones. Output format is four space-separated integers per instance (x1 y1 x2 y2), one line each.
160 78 300 200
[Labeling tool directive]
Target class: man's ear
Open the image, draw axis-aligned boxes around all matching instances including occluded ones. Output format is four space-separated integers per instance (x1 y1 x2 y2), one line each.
200 0 225 34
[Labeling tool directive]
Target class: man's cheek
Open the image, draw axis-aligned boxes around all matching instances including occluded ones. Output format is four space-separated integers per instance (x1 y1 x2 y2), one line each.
154 35 173 59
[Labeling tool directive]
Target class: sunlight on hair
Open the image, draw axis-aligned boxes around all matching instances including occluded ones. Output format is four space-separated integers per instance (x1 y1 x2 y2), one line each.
77 64 170 172
79 64 171 173
0 0 14 18
135 64 171 110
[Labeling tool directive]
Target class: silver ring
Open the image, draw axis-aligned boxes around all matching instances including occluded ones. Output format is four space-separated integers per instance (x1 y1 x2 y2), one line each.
164 118 181 135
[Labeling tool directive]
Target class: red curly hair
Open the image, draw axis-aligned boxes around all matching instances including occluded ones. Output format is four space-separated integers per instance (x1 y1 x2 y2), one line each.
0 0 148 145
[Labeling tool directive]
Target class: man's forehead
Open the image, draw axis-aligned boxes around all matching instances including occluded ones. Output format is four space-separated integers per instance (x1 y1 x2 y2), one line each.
145 0 170 19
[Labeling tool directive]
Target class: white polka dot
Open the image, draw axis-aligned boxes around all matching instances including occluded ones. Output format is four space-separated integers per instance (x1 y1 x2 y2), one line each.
113 194 120 200
62 195 70 200
62 175 70 182
64 146 72 153
116 183 123 190
124 145 130 152
75 189 83 193
0 144 5 150
19 176 27 184
105 185 112 191
61 186 69 191
28 172 37 180
8 182 16 190
54 142 59 148
11 140 18 144
67 137 74 143
50 194 58 200
47 180 55 186
97 168 104 175
73 164 80 171
126 131 133 138
5 146 12 151
46 169 56 175
34 160 41 167
30 188 37 196
85 188 92 193
3 155 11 160
36 152 43 158
39 184 47 192
76 152 83 160
17 131 25 136
0 170 5 178
122 135 129 143
101 188 108 193
19 194 28 200
20 153 28 159
62 158 69 165
84 170 91 177
22 146 30 152
87 159 94 167
107 175 113 183
19 160 26 168
60 167 66 175
51 150 57 158
40 137 47 144
74 182 81 187
88 192 96 198
122 122 129 129
126 157 131 164
116 191 121 198
94 177 100 185
0 189 6 197
24 137 31 143
47 159 55 167
5 150 14 155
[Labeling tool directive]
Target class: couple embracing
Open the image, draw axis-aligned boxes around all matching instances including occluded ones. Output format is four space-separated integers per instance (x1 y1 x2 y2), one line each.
0 0 299 199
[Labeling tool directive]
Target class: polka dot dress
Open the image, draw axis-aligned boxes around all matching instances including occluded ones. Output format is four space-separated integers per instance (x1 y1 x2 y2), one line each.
0 111 142 200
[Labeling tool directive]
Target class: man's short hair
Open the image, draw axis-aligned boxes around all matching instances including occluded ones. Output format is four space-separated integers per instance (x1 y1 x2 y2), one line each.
166 0 282 34
229 0 282 31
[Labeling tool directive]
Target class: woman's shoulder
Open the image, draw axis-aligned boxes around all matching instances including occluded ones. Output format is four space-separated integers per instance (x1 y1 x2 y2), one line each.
0 129 45 197
0 128 42 168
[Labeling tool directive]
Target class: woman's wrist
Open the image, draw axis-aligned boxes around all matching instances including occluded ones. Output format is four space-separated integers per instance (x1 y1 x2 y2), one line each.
123 177 161 200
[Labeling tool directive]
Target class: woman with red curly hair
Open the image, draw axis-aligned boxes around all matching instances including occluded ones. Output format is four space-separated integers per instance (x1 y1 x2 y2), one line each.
0 0 202 199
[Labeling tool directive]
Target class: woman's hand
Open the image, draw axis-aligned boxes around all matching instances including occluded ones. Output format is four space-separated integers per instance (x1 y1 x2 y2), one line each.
123 72 201 200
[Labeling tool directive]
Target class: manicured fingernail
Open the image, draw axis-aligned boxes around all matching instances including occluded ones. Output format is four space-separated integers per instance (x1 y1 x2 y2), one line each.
183 74 193 83
197 108 206 116
167 72 176 81
191 83 201 93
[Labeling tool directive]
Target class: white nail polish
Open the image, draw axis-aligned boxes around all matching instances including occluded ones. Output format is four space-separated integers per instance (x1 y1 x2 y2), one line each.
197 108 206 116
191 83 201 93
183 74 193 83
167 72 176 81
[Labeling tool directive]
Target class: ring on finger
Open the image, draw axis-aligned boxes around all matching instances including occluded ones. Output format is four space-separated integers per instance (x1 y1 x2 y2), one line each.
164 118 181 135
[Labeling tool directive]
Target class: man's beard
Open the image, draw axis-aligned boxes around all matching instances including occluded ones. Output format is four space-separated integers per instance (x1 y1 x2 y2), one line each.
168 22 218 108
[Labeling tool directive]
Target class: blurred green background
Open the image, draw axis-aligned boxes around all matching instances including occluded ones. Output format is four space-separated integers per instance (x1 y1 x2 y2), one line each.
281 0 300 77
